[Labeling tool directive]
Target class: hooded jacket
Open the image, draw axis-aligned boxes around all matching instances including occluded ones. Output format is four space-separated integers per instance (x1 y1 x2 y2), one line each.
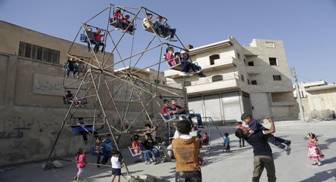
172 136 201 172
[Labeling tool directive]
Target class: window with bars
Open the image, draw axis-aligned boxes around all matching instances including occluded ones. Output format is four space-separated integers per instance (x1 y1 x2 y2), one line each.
18 41 60 64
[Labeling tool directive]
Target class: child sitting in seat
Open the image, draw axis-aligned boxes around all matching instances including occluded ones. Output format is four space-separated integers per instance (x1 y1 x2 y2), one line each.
131 135 141 155
180 52 205 77
153 16 176 41
93 28 105 53
174 52 181 65
142 133 160 165
164 47 177 66
64 90 74 104
110 9 123 28
121 14 135 34
143 13 153 30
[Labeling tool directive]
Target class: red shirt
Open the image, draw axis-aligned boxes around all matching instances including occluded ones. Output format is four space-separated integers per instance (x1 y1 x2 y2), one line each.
131 141 141 154
94 33 103 42
113 12 122 19
161 105 170 114
76 154 86 169
165 52 176 66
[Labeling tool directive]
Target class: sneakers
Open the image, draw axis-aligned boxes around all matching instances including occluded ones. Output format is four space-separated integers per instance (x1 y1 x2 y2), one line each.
284 145 291 155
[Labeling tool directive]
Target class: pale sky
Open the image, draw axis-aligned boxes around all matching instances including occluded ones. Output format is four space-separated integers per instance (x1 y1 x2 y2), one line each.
1 0 335 82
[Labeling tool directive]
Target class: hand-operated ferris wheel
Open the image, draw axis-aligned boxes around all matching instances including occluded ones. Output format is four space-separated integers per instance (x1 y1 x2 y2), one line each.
46 4 203 174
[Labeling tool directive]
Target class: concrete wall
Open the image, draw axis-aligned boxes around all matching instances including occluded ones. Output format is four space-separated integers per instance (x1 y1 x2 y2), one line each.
302 87 336 120
0 54 185 166
0 21 112 66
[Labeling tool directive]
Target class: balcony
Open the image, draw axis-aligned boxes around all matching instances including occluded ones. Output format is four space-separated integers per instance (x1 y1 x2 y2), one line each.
201 58 236 72
186 78 238 95
164 58 236 79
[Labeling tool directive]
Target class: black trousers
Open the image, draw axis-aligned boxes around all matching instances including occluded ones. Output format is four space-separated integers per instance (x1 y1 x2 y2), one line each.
176 171 202 182
267 135 290 149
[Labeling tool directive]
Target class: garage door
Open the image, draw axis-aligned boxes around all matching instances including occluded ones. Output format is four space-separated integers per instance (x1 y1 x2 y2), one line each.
221 92 241 121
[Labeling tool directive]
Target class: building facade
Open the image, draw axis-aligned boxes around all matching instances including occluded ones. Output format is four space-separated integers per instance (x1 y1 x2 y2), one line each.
165 37 298 122
0 21 184 166
295 81 336 120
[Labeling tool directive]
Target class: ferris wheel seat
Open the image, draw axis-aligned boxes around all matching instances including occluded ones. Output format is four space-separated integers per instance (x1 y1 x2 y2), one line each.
170 64 182 71
71 124 94 135
80 34 88 43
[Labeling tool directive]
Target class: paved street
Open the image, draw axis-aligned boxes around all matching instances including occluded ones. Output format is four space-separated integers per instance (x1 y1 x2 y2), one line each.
1 120 336 182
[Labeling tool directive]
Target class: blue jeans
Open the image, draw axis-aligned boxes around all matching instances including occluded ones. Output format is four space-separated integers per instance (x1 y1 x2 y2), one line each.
143 148 160 162
267 135 290 149
181 60 201 73
143 150 154 162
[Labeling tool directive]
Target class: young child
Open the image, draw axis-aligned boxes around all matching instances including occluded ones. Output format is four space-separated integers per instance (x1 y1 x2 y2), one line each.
131 135 141 154
172 120 202 181
201 132 209 145
74 148 86 181
164 47 177 66
223 133 230 152
111 149 122 182
236 122 245 147
307 132 324 166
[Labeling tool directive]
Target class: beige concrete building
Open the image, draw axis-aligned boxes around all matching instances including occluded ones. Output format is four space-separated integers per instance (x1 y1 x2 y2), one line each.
295 81 336 120
165 37 298 122
0 21 184 166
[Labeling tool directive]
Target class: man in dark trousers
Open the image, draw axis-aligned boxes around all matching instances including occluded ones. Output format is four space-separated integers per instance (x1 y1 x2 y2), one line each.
235 118 277 182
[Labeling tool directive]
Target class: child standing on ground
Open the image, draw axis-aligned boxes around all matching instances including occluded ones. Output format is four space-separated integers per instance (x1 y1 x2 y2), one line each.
111 149 122 182
74 148 86 181
236 122 245 147
307 132 324 166
223 133 230 152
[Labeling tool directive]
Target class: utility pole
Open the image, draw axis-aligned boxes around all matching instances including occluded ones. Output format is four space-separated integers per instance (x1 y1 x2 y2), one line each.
292 67 306 121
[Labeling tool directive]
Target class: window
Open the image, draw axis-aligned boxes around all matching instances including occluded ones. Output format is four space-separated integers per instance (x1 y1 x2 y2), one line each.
18 41 60 64
184 81 191 86
251 80 257 85
240 75 245 82
209 54 220 65
248 61 254 66
269 57 277 66
154 80 160 84
212 75 223 82
247 79 250 85
273 75 282 81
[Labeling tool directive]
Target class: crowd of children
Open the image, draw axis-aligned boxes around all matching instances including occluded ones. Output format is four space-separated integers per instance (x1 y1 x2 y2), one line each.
72 112 326 182
109 8 135 34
